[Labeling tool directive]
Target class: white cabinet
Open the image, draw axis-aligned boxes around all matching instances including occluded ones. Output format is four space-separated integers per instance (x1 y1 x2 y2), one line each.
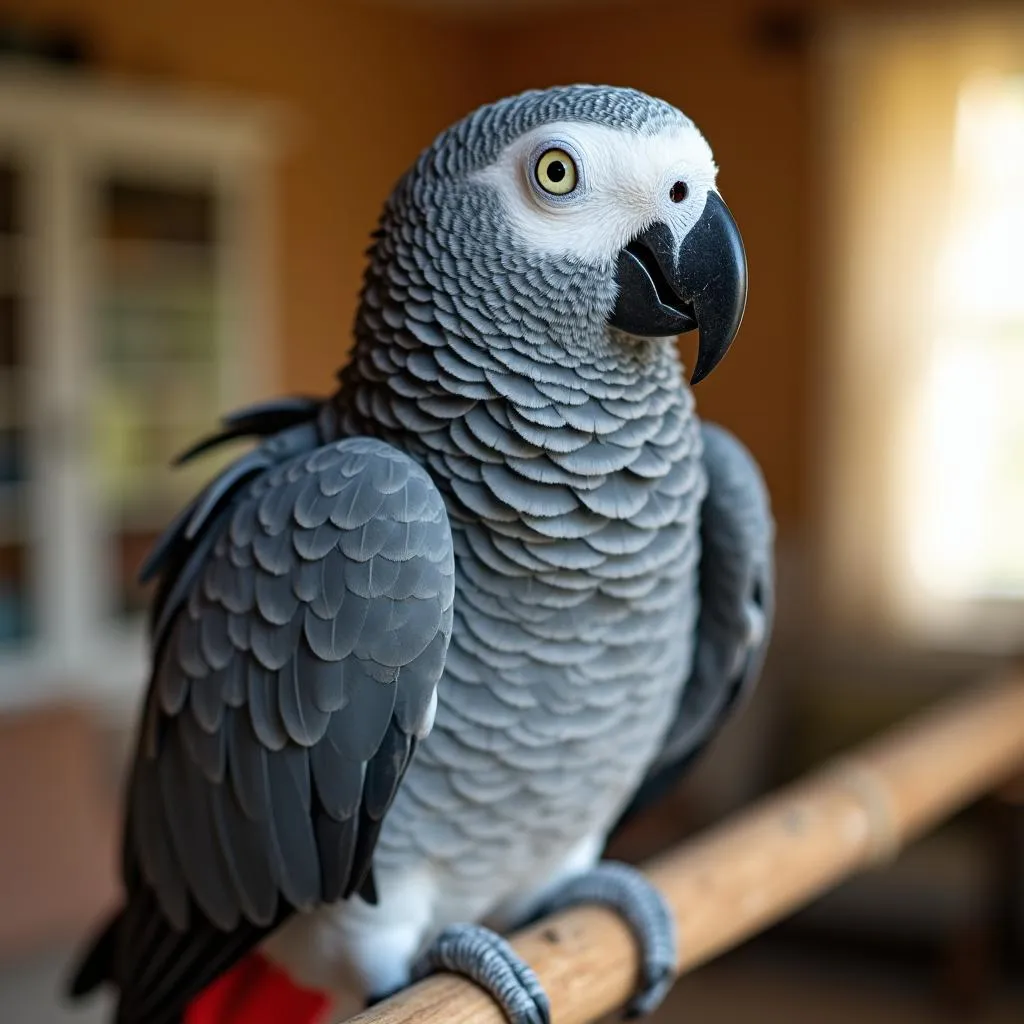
0 69 280 710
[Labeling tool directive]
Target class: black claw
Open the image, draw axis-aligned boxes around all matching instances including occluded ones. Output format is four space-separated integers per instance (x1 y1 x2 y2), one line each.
537 861 677 1018
412 924 550 1024
624 965 674 1018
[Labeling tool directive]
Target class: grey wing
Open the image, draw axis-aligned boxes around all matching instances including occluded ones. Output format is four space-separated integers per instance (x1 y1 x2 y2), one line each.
618 422 774 822
114 436 455 1022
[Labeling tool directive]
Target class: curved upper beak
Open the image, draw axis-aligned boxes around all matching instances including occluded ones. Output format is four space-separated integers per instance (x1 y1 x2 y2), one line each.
608 191 747 385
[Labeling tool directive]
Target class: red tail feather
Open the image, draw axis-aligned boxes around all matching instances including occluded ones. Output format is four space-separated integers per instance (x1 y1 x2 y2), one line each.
185 953 331 1024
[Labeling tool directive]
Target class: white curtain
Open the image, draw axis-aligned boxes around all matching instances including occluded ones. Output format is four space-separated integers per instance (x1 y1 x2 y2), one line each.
819 8 1024 649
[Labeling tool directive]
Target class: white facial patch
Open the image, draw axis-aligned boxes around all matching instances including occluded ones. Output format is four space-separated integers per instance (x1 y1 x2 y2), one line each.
471 120 719 264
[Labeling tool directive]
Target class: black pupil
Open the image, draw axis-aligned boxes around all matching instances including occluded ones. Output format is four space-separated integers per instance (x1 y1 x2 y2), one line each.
670 181 688 203
547 160 566 183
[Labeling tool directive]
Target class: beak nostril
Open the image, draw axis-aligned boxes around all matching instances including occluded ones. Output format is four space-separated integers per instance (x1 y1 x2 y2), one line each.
669 181 689 203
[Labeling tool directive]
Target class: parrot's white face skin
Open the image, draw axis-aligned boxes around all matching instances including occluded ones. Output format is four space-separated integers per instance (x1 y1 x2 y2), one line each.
472 121 719 263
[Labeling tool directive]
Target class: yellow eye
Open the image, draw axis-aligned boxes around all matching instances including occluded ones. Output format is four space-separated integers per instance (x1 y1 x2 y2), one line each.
534 148 578 196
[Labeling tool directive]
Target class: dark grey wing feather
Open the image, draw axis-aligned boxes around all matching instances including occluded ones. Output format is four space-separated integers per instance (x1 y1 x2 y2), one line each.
208 778 278 926
348 720 417 899
82 435 454 1024
173 395 322 465
617 422 774 825
318 814 361 903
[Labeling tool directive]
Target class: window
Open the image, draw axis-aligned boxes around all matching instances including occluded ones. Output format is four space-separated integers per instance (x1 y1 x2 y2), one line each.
822 11 1024 650
907 74 1024 608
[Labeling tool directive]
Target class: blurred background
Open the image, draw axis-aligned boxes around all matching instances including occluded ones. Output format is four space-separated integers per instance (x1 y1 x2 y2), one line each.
0 0 1021 1021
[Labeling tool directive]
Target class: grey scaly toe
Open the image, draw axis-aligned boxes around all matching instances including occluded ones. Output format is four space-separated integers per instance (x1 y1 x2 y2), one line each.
537 861 677 1017
412 923 550 1024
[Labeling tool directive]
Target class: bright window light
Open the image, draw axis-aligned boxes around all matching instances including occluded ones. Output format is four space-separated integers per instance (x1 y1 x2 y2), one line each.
899 73 1024 609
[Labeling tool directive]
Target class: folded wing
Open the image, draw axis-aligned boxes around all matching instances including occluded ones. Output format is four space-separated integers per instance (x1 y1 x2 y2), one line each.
104 435 455 1024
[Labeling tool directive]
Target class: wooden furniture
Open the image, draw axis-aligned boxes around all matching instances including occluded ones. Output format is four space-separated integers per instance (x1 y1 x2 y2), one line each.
0 68 279 712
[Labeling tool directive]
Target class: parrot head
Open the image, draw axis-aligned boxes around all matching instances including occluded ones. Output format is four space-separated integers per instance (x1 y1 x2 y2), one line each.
367 85 747 384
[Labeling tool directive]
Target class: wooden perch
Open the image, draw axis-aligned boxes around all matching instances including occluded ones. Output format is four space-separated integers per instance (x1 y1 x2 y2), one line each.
342 673 1024 1024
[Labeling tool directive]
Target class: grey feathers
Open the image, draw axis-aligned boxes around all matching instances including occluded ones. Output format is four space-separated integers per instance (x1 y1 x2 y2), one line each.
619 423 774 822
144 437 454 919
109 435 454 1022
332 117 710 877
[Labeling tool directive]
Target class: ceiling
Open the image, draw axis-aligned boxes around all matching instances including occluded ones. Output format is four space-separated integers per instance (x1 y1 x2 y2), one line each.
358 0 629 15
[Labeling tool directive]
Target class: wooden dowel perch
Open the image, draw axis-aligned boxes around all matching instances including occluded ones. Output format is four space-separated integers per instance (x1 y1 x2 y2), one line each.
342 674 1024 1024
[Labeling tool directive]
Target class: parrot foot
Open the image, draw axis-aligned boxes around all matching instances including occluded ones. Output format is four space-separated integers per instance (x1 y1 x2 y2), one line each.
537 861 676 1018
411 923 550 1024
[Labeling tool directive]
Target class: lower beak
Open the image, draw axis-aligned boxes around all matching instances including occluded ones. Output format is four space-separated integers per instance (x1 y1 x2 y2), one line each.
608 191 747 384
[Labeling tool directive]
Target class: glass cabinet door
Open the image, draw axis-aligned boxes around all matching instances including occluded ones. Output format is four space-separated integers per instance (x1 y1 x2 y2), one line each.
0 81 273 707
0 158 34 650
92 176 232 620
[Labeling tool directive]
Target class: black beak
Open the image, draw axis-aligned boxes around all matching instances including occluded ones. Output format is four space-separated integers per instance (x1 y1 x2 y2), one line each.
608 191 747 384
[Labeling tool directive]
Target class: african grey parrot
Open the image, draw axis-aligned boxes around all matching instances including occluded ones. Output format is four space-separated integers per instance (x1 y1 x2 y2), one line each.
69 84 773 1024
